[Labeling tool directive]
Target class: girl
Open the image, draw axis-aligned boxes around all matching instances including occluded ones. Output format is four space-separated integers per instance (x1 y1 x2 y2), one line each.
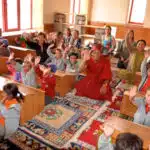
101 25 116 54
6 52 22 82
75 44 112 101
34 57 56 105
7 53 38 88
117 30 136 69
63 28 72 48
0 83 23 139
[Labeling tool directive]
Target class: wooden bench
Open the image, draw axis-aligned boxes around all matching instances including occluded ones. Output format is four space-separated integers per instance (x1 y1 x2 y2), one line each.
0 56 9 74
120 91 144 117
105 116 150 150
0 76 45 125
55 71 76 97
8 45 36 59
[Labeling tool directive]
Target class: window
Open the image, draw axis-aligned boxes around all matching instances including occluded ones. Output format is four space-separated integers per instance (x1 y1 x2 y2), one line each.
129 0 147 24
69 0 80 24
2 0 32 32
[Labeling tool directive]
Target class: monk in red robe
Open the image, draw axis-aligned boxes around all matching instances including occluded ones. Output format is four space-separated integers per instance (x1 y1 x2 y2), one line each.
75 44 112 101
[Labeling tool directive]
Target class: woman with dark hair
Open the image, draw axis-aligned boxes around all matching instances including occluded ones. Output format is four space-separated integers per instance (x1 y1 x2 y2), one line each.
0 83 23 139
117 30 136 69
24 32 50 64
118 38 146 83
101 25 116 54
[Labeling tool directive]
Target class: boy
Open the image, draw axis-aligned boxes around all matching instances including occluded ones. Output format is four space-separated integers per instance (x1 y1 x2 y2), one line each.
35 57 56 105
129 86 150 126
98 123 143 150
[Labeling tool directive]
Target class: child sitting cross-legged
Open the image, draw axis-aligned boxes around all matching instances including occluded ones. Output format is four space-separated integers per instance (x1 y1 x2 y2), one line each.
34 57 56 105
0 83 23 140
98 123 143 150
64 52 80 74
129 86 150 126
7 53 38 88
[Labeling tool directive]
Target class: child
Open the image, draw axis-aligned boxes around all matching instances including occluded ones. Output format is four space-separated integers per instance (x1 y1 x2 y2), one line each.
46 48 65 71
0 83 23 139
6 52 22 81
63 28 72 48
69 30 82 49
98 123 143 150
64 52 80 74
101 25 116 54
7 53 38 88
34 57 56 105
129 86 150 126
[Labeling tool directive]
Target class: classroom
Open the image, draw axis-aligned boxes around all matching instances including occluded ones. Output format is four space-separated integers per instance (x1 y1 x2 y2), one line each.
0 0 149 149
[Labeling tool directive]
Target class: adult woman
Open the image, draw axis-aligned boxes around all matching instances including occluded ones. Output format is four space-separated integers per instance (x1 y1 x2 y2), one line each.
117 30 136 69
24 32 50 64
75 44 112 101
101 25 116 54
118 37 146 83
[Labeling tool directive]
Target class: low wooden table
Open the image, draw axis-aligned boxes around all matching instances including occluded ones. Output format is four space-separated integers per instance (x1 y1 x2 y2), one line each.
120 91 144 117
105 116 150 150
8 45 36 59
55 71 76 97
0 76 45 125
0 56 9 74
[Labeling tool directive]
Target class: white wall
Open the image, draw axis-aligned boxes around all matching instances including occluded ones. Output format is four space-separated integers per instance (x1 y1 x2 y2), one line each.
90 0 130 24
32 0 43 30
43 0 70 24
144 0 150 27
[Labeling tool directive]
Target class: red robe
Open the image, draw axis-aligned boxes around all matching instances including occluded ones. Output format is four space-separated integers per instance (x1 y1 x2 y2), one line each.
35 65 56 98
141 76 150 93
75 57 112 101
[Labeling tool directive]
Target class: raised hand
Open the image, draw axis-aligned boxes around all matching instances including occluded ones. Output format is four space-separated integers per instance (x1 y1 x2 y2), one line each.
83 50 90 61
24 53 33 62
129 86 137 99
100 123 114 137
9 52 15 60
34 56 41 66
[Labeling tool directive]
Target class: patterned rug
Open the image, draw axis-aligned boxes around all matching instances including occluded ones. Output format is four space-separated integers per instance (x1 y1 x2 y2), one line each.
31 102 82 135
74 108 133 150
8 96 107 149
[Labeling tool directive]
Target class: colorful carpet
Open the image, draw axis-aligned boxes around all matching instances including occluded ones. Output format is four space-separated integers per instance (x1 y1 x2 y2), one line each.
64 92 106 110
74 108 133 150
8 96 107 149
31 102 82 135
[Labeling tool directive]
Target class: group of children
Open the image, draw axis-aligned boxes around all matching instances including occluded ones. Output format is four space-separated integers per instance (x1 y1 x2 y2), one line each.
0 26 150 149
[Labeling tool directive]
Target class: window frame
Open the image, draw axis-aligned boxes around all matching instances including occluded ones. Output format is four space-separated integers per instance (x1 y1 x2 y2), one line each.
2 0 32 32
128 0 146 25
70 0 81 24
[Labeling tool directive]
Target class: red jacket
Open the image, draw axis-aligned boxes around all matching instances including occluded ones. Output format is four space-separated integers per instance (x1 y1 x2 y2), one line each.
35 65 56 98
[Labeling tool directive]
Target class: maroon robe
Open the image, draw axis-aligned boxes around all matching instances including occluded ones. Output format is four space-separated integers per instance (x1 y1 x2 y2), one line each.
75 57 112 101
